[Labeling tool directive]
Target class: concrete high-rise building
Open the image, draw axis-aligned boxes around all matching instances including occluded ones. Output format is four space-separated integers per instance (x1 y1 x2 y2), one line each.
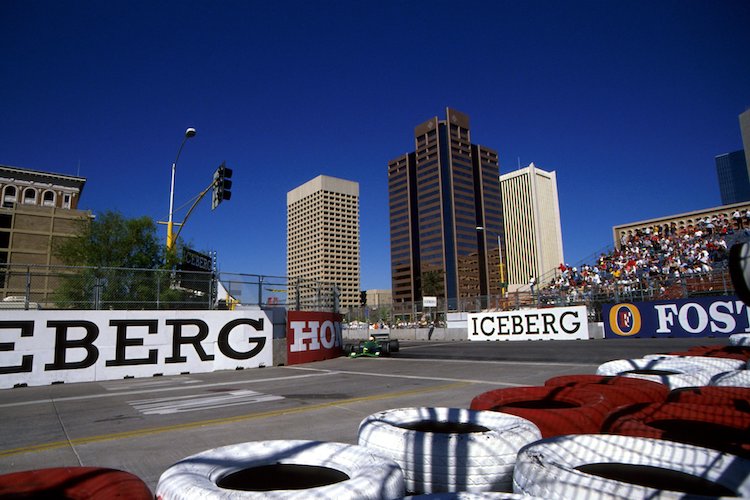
388 108 504 306
716 150 750 205
500 163 564 289
287 175 361 309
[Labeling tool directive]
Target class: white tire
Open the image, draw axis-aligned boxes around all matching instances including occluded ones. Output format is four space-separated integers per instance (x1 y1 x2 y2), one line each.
642 354 745 373
513 433 750 499
156 440 404 500
711 370 750 387
358 407 541 494
596 358 713 389
729 333 750 346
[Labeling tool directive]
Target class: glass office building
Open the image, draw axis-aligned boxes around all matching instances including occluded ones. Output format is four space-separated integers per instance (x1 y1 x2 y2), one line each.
388 108 504 307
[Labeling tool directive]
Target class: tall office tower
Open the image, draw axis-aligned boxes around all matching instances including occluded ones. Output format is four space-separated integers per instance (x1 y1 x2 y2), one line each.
741 109 750 176
388 108 504 306
716 150 750 205
287 175 361 309
500 163 564 289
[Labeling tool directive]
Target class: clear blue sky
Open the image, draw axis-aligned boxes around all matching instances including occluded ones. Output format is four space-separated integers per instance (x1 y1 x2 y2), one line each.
2 1 749 289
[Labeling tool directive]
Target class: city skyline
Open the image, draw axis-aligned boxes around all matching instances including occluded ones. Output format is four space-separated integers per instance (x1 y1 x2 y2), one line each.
2 1 749 290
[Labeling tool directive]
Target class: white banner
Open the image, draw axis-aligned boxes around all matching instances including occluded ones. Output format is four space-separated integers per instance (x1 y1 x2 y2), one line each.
0 310 272 388
468 306 589 341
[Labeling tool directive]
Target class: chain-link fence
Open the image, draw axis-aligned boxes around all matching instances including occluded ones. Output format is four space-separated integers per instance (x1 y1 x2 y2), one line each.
0 264 339 311
347 267 737 327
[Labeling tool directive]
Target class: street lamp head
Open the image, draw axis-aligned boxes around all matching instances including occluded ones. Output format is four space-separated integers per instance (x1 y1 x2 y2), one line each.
185 128 197 138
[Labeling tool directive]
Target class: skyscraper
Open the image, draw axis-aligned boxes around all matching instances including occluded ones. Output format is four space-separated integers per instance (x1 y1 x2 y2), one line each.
388 108 504 307
716 150 750 205
715 109 750 206
287 175 361 309
500 163 564 288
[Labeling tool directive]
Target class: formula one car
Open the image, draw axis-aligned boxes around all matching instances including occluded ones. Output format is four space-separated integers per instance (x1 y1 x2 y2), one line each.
344 333 400 358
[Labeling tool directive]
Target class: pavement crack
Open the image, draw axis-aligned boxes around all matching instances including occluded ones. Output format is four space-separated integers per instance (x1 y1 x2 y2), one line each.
51 398 83 466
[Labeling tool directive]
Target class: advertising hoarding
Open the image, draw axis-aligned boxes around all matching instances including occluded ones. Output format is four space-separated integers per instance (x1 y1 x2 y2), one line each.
0 310 272 388
603 296 750 339
287 311 343 365
468 306 589 341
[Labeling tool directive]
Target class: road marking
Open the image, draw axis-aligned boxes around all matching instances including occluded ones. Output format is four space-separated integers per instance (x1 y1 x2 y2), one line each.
0 372 333 409
286 365 527 386
0 382 468 458
129 390 283 415
100 378 202 391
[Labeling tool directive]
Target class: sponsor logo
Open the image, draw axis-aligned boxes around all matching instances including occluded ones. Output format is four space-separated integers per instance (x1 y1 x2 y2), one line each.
288 319 342 352
608 303 642 336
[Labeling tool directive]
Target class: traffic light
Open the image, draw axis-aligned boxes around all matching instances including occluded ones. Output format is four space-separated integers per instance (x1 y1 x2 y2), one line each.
211 162 232 210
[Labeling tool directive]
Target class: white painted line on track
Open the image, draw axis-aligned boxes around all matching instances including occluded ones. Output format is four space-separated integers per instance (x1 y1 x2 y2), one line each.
129 390 284 415
286 365 527 387
100 378 202 390
0 372 333 409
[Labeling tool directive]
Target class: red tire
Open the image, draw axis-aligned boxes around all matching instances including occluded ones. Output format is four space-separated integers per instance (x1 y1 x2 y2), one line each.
544 374 668 409
668 386 750 410
685 345 750 361
470 385 612 438
603 402 750 458
0 467 153 499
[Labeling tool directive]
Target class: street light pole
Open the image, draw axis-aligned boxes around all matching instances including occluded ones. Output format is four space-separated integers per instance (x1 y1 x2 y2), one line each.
167 127 197 251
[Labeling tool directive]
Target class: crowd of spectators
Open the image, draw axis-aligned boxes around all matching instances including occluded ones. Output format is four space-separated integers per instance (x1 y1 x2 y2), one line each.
542 210 750 302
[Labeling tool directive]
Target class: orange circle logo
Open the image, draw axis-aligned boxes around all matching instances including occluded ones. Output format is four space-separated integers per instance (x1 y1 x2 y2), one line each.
608 304 642 336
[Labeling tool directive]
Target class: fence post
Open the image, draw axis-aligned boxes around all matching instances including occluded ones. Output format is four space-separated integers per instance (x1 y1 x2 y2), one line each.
25 266 31 310
156 271 161 310
295 277 301 311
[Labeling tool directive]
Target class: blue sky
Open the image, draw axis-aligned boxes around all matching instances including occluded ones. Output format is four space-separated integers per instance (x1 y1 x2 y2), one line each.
2 0 749 290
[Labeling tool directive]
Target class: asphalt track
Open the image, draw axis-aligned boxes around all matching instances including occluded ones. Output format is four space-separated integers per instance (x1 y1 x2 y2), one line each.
0 337 726 492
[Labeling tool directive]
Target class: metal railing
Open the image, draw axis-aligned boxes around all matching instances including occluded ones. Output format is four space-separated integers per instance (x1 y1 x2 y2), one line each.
353 267 737 327
0 264 339 312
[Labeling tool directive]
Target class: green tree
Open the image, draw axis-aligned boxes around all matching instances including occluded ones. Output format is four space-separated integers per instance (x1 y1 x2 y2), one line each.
53 211 181 309
421 269 444 297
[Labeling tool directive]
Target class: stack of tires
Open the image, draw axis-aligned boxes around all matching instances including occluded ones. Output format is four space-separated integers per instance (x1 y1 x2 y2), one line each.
468 339 750 499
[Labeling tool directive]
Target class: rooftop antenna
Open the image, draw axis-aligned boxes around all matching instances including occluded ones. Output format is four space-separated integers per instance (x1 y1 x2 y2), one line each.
517 156 521 169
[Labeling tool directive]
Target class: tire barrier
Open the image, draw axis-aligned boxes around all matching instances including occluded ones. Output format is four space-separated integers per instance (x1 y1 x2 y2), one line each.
470 386 613 438
156 440 405 500
668 386 750 409
544 374 668 407
357 407 541 494
711 370 750 388
642 354 745 373
513 433 750 499
0 467 153 499
674 345 750 362
601 402 750 458
729 333 750 346
595 358 713 389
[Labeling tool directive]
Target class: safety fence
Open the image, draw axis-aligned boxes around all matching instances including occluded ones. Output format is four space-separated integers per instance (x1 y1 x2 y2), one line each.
349 267 737 326
0 264 338 311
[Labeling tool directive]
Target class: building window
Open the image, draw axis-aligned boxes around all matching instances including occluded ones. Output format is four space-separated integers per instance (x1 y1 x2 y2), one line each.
2 186 16 208
43 190 56 207
23 188 37 205
63 194 71 209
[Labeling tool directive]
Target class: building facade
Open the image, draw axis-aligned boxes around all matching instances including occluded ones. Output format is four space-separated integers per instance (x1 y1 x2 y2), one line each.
500 163 564 289
0 165 89 301
388 108 504 307
287 175 361 309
